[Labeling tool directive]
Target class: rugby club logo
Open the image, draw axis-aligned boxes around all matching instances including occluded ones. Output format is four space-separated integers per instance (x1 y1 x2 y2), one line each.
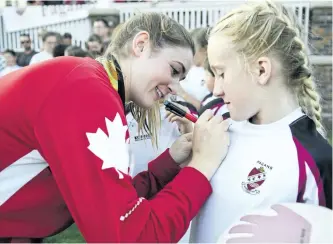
242 161 273 195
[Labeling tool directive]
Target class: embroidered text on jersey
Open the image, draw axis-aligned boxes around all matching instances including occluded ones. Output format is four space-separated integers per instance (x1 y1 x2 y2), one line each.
86 113 130 179
134 134 151 141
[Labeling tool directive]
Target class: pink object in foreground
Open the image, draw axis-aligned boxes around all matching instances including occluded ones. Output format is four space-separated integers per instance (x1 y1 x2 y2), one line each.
221 203 333 243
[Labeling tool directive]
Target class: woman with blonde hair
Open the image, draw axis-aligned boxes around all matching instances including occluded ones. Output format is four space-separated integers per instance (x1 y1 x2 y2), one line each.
189 1 332 242
0 12 230 243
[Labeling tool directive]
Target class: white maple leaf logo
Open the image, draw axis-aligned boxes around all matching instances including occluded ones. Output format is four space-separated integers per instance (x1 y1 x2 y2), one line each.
86 113 130 179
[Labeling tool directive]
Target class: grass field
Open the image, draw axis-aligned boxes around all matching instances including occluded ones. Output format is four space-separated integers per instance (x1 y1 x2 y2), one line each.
46 133 332 243
44 225 83 243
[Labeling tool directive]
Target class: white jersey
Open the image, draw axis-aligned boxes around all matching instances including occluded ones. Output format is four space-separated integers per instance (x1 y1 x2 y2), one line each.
127 106 192 243
180 66 210 101
29 51 53 65
126 106 181 177
190 107 332 243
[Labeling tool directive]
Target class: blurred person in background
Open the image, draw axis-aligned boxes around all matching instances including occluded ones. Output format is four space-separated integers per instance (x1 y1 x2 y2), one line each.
179 27 210 102
16 34 38 67
26 0 43 5
65 45 93 58
93 18 111 50
53 44 69 57
0 50 21 77
167 58 226 120
37 29 47 52
168 28 212 111
30 31 60 64
62 33 72 46
39 1 63 5
196 58 226 116
64 0 87 4
86 34 104 58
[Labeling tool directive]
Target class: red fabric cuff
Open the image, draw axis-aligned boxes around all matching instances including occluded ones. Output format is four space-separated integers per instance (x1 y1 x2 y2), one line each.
148 148 181 184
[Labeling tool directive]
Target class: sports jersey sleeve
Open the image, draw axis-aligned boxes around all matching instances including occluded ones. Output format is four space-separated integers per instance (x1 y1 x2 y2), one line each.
303 161 332 209
34 74 212 243
132 148 181 199
292 134 332 210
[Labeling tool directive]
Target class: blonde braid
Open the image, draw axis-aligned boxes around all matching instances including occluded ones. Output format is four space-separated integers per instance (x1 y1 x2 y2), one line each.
263 1 324 133
281 15 325 133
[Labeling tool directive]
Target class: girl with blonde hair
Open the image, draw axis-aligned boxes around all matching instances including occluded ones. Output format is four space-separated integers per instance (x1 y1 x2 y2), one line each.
189 1 332 242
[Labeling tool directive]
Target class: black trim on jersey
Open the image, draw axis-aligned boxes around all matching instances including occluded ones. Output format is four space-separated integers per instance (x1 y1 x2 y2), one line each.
174 101 198 114
112 56 125 107
198 98 224 116
202 93 213 104
0 237 43 243
290 116 332 209
124 103 132 115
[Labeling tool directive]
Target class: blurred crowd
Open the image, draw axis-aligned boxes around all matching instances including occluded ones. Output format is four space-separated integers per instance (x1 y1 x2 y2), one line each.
3 0 165 7
0 18 113 76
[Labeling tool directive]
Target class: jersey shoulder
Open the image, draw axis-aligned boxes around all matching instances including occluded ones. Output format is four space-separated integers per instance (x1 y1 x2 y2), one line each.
289 115 332 209
37 57 123 119
289 116 332 165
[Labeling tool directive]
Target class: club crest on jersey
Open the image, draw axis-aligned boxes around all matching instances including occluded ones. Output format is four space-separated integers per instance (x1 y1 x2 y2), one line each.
242 161 273 195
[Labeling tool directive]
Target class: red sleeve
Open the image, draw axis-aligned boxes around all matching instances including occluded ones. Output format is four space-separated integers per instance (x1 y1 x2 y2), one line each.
133 149 181 199
34 74 212 243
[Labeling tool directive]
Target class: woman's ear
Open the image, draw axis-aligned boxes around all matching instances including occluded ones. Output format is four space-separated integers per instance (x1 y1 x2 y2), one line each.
256 56 272 86
131 31 150 57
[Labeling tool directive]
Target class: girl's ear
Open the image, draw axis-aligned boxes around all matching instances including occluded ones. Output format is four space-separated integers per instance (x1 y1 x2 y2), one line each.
256 56 272 86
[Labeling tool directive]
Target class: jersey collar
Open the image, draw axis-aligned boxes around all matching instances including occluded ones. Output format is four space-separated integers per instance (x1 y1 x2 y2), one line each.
99 56 125 107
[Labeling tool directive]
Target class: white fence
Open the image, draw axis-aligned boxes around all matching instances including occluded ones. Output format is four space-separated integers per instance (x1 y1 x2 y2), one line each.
0 1 310 51
118 1 309 46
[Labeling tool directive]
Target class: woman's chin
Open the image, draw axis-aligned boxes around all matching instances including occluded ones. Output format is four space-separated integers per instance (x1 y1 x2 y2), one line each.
133 98 154 110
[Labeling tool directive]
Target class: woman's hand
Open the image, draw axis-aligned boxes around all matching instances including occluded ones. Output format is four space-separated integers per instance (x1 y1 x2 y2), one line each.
169 133 192 165
165 103 194 134
187 110 231 180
